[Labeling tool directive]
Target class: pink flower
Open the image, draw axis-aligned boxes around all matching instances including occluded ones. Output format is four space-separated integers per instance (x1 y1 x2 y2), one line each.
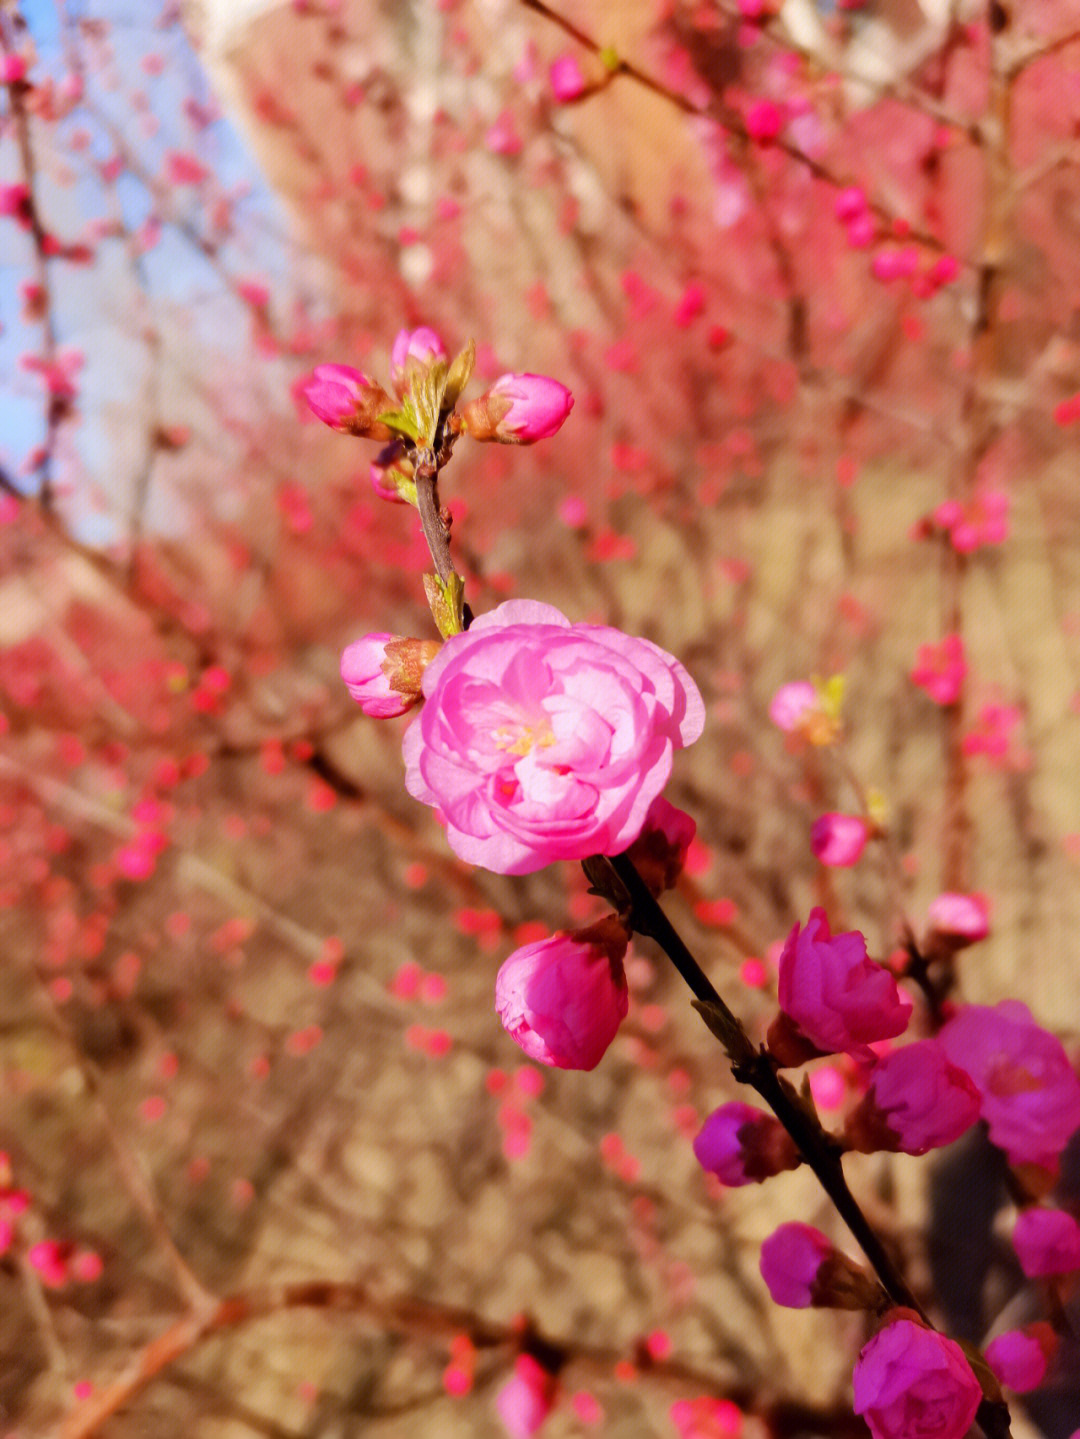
911 634 966 705
769 908 912 1063
693 1102 801 1186
403 600 704 874
852 1319 982 1439
768 680 817 732
389 326 446 396
922 891 990 960
985 1326 1056 1393
494 918 629 1070
933 487 1009 553
745 98 784 143
462 373 574 444
810 813 869 867
341 634 440 717
1012 1208 1080 1277
495 1354 557 1437
301 364 392 437
844 1040 981 1156
759 1223 832 1306
550 53 587 102
485 109 523 156
939 1001 1080 1171
625 794 696 895
369 441 416 504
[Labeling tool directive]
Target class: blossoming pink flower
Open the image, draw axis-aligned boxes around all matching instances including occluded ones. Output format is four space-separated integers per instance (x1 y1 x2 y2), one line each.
939 1001 1080 1171
550 53 587 102
301 364 392 437
844 1040 981 1156
810 813 869 867
693 1102 801 1185
341 634 440 718
911 634 966 705
389 326 446 396
985 1325 1056 1393
769 908 912 1064
495 1354 557 1438
462 373 574 444
494 917 629 1070
852 1319 982 1439
760 1222 881 1310
403 599 704 874
1011 1208 1080 1277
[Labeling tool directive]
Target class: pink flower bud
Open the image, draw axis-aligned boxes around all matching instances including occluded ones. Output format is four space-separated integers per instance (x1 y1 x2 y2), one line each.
760 1222 882 1310
853 1319 982 1439
0 54 28 83
495 1354 557 1438
693 1101 801 1186
810 813 869 867
389 326 447 397
625 794 696 895
844 1040 980 1156
461 373 574 443
835 187 867 222
769 680 818 732
939 1000 1080 1172
1012 1207 1080 1277
301 364 393 438
340 634 440 718
923 892 989 953
985 1324 1057 1393
369 440 417 504
494 917 629 1070
549 53 587 102
769 908 912 1064
745 98 784 144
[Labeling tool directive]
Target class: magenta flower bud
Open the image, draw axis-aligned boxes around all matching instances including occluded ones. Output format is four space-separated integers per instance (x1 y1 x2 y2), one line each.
852 1319 982 1439
494 916 629 1070
844 1040 981 1156
461 373 574 444
495 1354 557 1438
760 1222 882 1310
810 812 869 867
341 634 440 718
985 1325 1057 1393
625 794 696 895
389 325 447 397
939 1000 1080 1172
369 440 417 505
923 892 989 956
1012 1207 1080 1277
301 364 393 438
549 53 587 102
768 908 912 1065
693 1101 801 1186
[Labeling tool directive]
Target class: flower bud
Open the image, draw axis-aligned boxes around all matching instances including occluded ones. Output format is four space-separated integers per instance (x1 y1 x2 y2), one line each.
693 1101 801 1186
389 326 447 398
853 1318 982 1439
760 1222 883 1310
625 794 696 896
370 440 417 505
921 891 990 959
844 1039 981 1156
494 916 629 1070
340 634 441 717
495 1354 558 1438
985 1324 1058 1393
302 364 393 438
460 373 574 443
550 53 587 102
1012 1207 1080 1277
810 812 869 867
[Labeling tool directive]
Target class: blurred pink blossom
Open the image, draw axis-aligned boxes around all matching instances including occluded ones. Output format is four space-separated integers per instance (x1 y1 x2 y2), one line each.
495 1354 557 1437
810 813 869 867
1012 1208 1080 1276
985 1325 1056 1392
911 633 966 705
549 53 587 102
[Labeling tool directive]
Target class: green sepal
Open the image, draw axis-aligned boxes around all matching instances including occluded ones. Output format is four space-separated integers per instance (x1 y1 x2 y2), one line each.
423 571 466 639
376 403 421 444
443 339 475 411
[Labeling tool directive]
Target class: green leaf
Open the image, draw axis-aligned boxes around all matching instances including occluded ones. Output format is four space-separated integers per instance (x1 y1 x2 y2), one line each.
423 572 466 638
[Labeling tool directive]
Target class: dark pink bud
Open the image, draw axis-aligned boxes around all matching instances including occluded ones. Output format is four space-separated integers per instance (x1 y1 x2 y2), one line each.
853 1319 982 1439
745 98 784 144
625 794 696 895
760 1222 882 1310
494 916 629 1070
461 373 574 444
301 364 393 438
985 1324 1057 1393
844 1040 980 1156
922 892 989 956
810 812 869 867
495 1354 557 1438
769 908 912 1064
693 1101 801 1186
1012 1207 1080 1277
340 634 440 717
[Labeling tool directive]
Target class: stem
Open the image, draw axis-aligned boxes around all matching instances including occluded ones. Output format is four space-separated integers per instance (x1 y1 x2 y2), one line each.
414 455 455 586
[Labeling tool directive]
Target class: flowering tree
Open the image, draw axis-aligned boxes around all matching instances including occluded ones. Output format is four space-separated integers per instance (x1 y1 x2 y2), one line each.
2 2 1080 1438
